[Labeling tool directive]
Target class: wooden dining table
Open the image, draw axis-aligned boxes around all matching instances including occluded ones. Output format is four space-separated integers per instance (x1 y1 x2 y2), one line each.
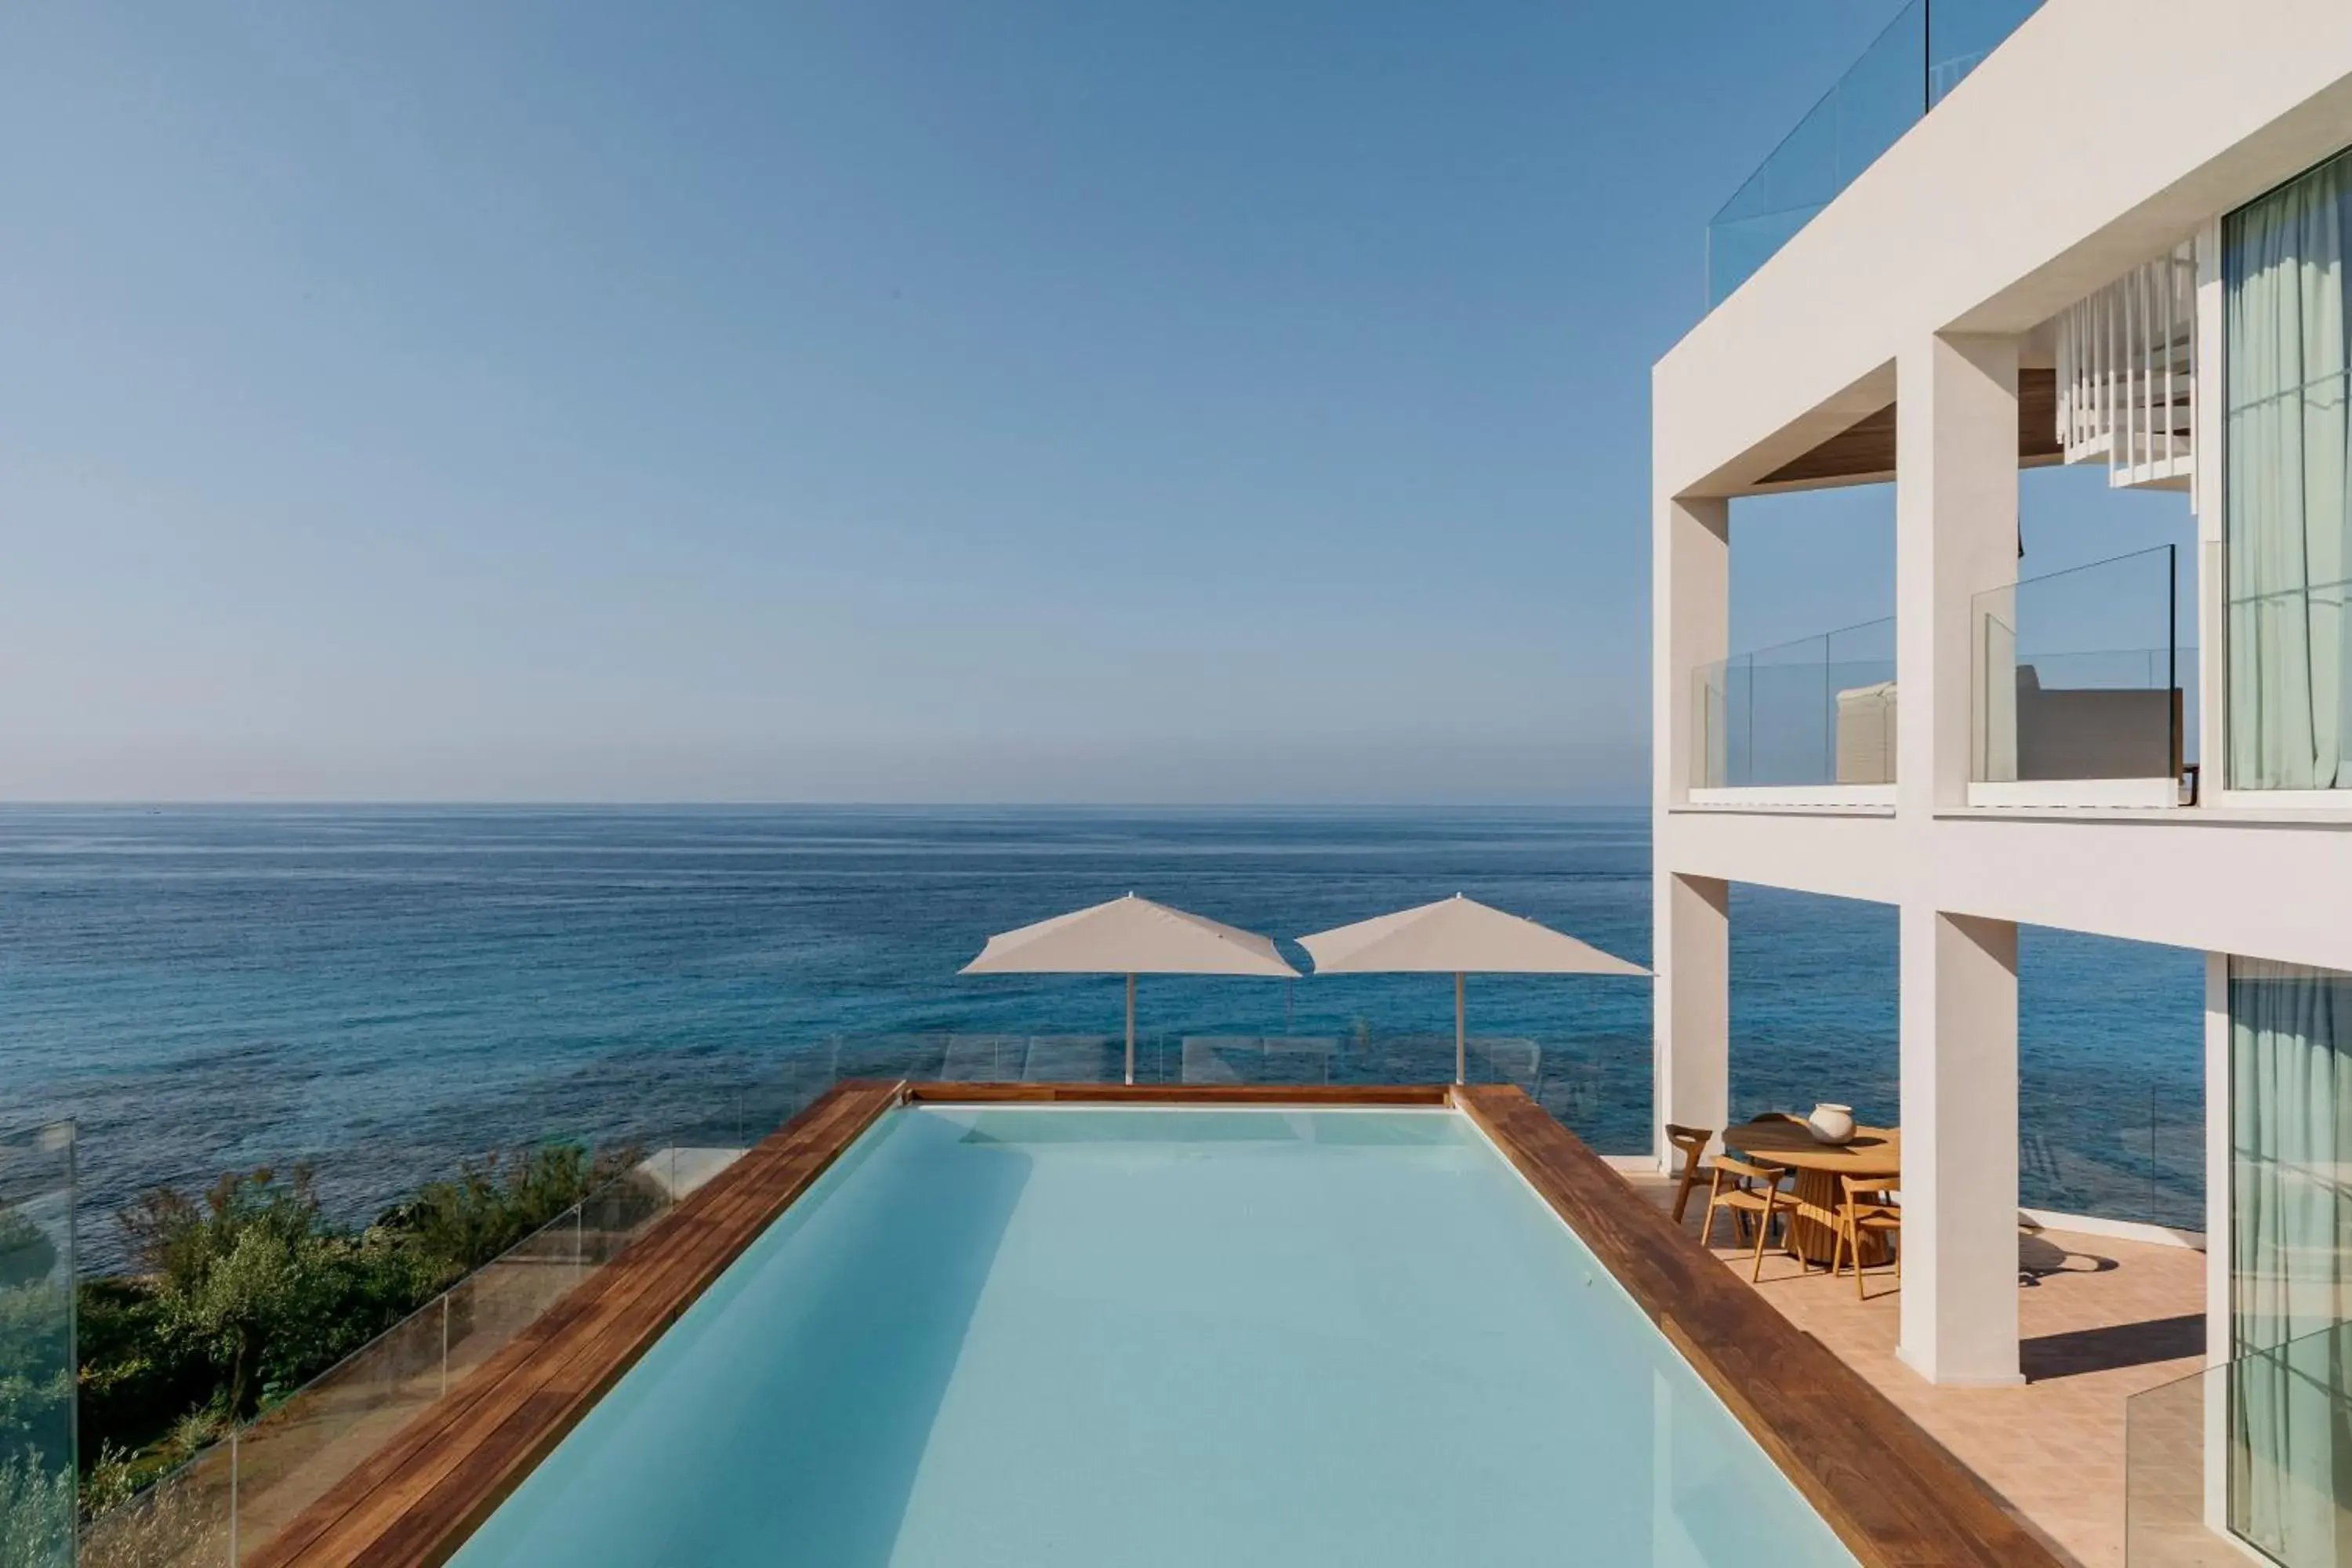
1722 1119 1900 1269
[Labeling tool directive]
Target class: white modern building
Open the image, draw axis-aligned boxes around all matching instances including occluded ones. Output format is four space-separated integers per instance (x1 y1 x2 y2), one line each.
1652 1 2352 1559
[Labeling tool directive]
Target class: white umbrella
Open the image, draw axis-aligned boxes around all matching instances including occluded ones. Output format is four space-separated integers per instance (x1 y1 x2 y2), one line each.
1296 893 1648 1084
960 893 1299 1083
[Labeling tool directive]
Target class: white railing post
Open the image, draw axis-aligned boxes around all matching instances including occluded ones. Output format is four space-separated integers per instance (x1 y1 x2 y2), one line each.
2055 241 2198 492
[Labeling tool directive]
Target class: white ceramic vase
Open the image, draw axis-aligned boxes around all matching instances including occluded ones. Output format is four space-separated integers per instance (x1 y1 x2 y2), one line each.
1806 1103 1857 1145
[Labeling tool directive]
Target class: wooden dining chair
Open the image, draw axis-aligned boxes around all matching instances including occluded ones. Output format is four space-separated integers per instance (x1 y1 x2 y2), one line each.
1663 1124 1714 1225
1830 1174 1903 1298
1700 1156 1791 1282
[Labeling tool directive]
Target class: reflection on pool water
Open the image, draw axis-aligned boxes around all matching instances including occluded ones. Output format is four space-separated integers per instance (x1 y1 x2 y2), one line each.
451 1106 1857 1566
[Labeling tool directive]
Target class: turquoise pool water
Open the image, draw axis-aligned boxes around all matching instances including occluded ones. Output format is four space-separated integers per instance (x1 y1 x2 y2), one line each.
451 1107 1858 1566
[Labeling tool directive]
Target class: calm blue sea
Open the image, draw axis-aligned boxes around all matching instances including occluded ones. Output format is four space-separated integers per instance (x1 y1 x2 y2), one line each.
0 805 2203 1267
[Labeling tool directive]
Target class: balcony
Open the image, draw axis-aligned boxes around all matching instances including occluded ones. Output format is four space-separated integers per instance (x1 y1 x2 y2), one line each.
1706 0 2045 308
1691 615 1898 807
1971 545 2196 808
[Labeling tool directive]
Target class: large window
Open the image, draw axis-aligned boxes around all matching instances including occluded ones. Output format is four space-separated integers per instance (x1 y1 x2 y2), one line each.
2224 148 2352 790
2230 958 2352 1559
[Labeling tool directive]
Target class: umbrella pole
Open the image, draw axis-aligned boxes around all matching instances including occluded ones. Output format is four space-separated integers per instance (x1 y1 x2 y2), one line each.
1454 971 1465 1086
1125 973 1136 1086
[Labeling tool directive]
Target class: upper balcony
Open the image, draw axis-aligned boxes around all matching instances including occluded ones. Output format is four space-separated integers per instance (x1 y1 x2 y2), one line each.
1972 544 2198 809
1691 615 1898 808
1706 0 2045 310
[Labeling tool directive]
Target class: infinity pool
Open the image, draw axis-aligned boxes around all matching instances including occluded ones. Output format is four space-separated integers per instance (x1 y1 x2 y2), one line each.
451 1106 1857 1566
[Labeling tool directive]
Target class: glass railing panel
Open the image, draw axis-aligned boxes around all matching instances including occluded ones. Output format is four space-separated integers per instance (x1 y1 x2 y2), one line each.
1692 659 1730 789
1835 2 1935 187
936 1033 1030 1083
1929 0 2045 107
1825 617 1900 785
1150 1032 1646 1153
1690 618 1896 789
828 1032 949 1086
1973 545 2186 786
444 1206 596 1385
1745 637 1831 786
1708 1 1926 305
79 1149 684 1566
2125 1352 2218 1566
1177 1036 1338 1085
580 1160 677 1265
2127 1320 2352 1565
78 1455 230 1568
0 1123 75 1568
2020 1067 2202 1231
224 1303 448 1562
1706 0 2043 306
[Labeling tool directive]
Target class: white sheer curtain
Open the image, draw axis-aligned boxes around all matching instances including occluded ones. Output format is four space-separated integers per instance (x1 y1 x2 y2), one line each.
2230 958 2352 1561
2226 150 2352 790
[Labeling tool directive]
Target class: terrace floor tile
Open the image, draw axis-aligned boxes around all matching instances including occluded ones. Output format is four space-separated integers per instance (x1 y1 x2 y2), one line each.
1624 1171 2210 1568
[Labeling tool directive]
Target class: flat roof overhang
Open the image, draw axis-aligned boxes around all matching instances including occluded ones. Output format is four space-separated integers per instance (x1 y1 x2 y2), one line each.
1654 4 2352 503
1743 366 2063 495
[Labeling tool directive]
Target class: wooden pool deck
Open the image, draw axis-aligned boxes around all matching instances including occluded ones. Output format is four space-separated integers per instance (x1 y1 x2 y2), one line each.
256 1082 2060 1567
248 1080 906 1568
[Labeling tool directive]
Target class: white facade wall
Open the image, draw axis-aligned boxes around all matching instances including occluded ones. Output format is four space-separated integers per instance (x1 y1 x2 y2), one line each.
1651 0 2352 1387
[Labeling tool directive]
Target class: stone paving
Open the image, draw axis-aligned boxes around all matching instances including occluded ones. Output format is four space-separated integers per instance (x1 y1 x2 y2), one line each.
1623 1169 2213 1568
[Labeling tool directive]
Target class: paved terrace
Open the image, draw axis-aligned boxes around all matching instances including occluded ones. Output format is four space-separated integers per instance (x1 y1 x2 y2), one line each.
1621 1171 2208 1568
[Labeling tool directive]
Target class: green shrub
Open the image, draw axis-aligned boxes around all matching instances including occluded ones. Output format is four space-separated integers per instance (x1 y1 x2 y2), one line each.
387 1142 640 1279
75 1140 642 1488
0 1208 56 1293
0 1447 73 1568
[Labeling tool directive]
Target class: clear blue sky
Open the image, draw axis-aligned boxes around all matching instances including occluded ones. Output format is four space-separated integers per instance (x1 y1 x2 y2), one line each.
0 2 2188 804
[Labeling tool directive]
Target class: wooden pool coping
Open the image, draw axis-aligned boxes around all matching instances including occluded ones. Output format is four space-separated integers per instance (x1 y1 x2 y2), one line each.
257 1081 2058 1568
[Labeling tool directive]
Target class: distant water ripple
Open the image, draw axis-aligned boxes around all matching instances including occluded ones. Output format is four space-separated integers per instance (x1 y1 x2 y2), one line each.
0 806 2201 1267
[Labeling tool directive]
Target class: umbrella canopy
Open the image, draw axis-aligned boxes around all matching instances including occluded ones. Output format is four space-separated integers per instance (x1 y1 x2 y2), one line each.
1297 894 1646 1083
961 893 1297 1082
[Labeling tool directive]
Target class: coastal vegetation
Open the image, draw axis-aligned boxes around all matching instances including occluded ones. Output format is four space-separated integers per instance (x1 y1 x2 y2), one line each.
64 1142 641 1513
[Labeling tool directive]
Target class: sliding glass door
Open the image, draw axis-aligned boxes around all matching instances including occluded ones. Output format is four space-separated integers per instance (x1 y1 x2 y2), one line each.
2225 148 2352 790
2231 958 2352 1559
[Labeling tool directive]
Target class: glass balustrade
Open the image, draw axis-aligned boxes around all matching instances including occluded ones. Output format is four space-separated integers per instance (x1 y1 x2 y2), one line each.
2126 1319 2352 1565
1692 617 1897 790
1973 545 2192 793
1707 0 2045 307
1928 0 2045 107
82 1029 1650 1564
0 1123 76 1568
2020 1067 2202 1233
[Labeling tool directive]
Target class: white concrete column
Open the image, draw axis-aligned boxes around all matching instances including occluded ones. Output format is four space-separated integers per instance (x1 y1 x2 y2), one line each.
1655 494 1730 804
1655 872 1730 1170
1891 336 2023 818
1895 333 2019 816
1897 908 2023 1386
1894 333 2025 1385
1653 482 1730 1173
